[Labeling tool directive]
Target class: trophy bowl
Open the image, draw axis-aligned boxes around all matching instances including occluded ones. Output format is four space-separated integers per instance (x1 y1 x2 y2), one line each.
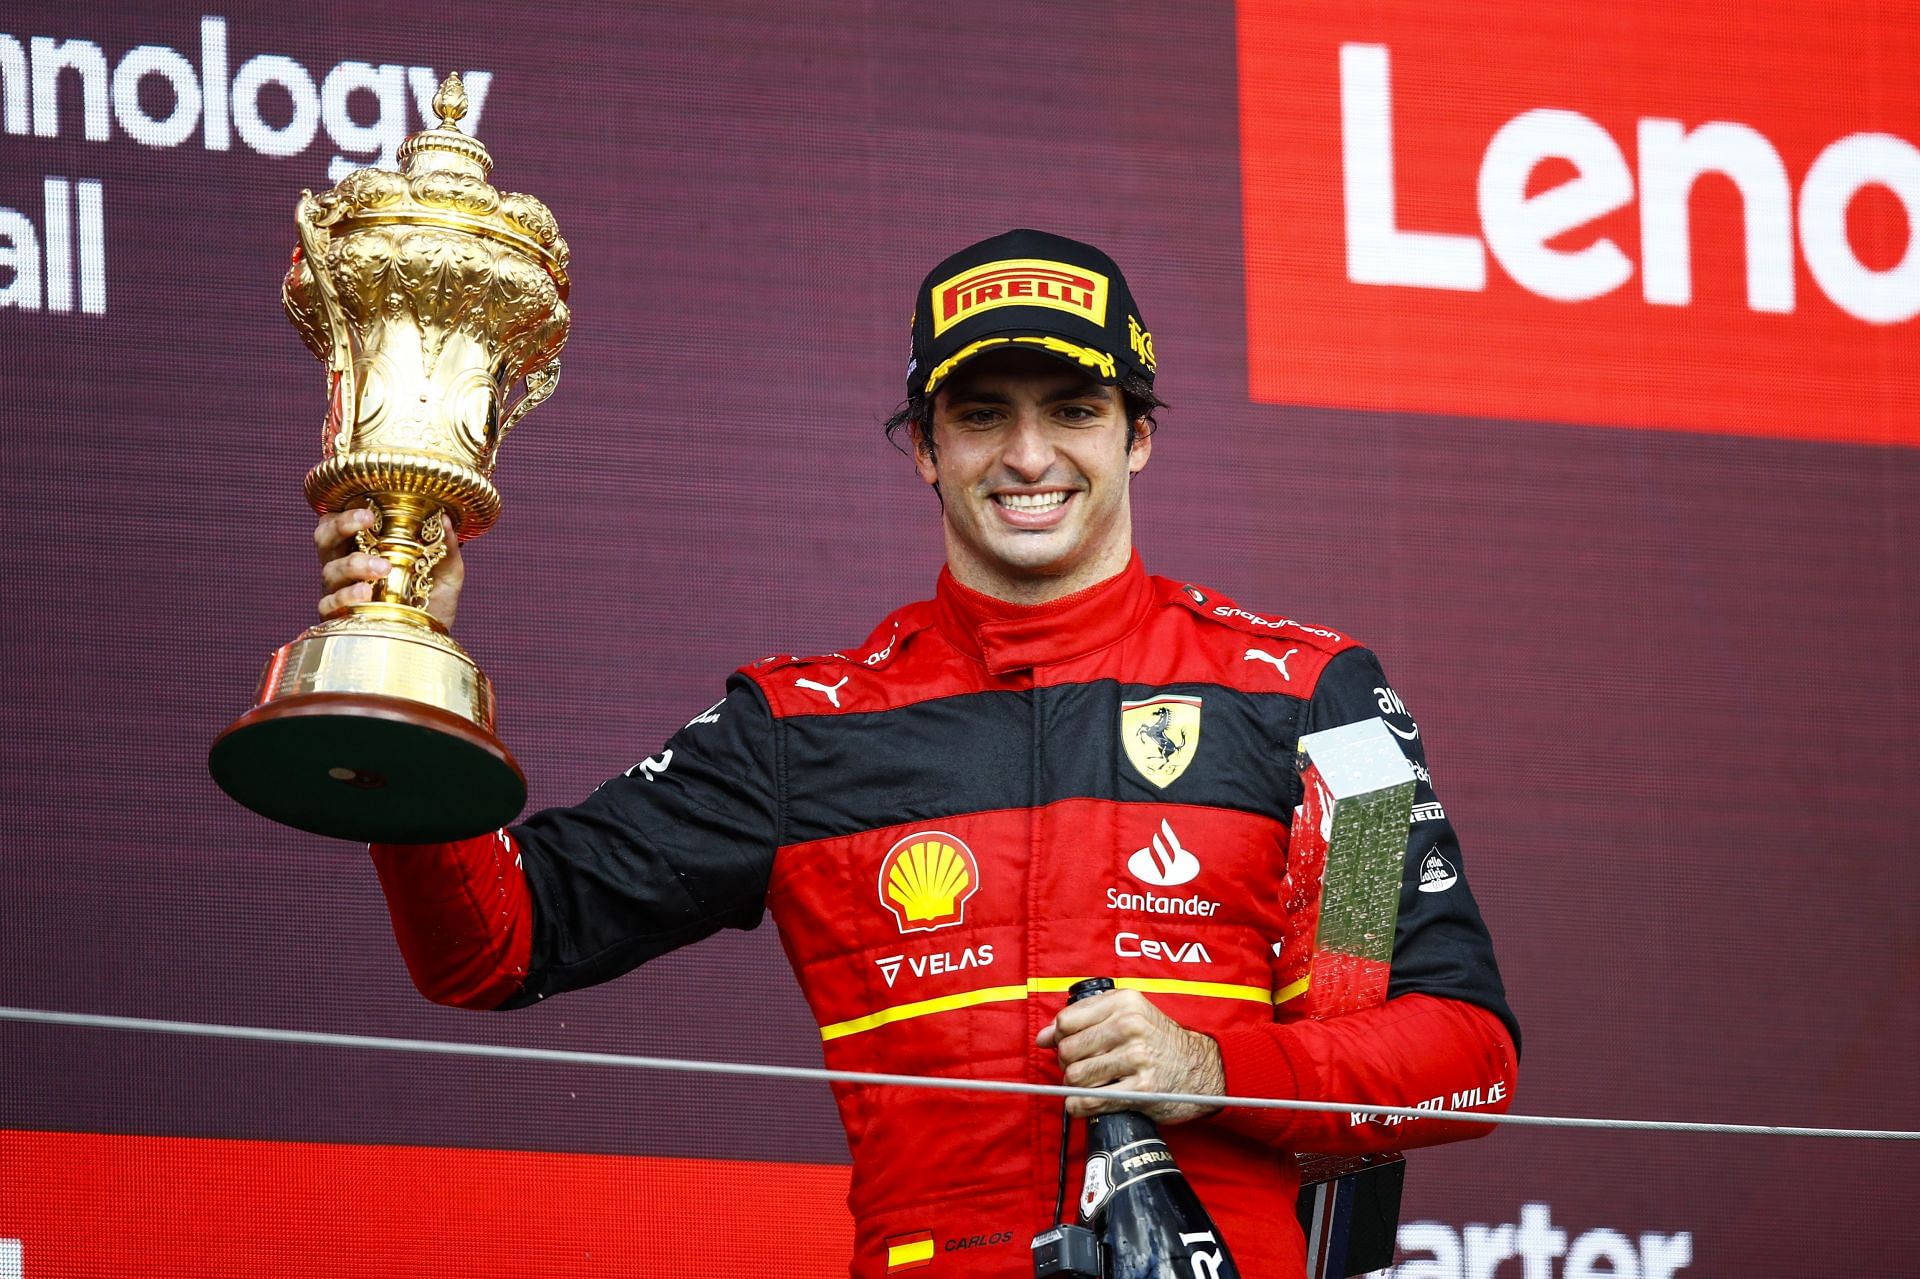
210 75 569 843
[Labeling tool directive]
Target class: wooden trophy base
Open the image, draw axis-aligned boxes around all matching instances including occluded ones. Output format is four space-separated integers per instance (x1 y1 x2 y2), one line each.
209 605 526 843
210 691 526 843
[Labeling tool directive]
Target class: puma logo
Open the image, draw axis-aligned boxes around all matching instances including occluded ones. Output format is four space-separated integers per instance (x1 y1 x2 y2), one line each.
795 675 849 708
1243 647 1297 679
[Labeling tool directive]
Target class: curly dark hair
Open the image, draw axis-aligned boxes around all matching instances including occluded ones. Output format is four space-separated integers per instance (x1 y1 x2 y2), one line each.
883 372 1166 460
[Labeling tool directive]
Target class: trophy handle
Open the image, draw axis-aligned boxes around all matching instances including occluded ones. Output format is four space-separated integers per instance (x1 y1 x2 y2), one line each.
295 190 359 457
493 359 560 463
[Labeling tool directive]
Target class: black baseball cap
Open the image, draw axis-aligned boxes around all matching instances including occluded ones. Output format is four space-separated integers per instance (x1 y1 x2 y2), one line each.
906 228 1156 399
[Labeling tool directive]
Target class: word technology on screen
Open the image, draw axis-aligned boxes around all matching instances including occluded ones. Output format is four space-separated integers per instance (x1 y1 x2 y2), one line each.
0 15 493 315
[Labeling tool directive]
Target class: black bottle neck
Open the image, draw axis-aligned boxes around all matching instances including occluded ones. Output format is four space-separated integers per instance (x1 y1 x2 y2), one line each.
1086 1109 1161 1152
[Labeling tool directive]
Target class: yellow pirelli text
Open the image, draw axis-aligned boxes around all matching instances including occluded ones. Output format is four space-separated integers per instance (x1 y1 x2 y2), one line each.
931 257 1111 336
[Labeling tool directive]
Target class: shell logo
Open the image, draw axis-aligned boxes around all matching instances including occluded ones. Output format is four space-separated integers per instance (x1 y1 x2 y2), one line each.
877 831 981 934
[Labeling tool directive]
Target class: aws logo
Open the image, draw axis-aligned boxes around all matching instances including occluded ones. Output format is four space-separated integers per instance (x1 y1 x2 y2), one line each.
878 831 981 934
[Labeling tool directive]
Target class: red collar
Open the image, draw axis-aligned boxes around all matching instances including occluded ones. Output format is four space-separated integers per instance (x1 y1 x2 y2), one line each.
932 553 1157 674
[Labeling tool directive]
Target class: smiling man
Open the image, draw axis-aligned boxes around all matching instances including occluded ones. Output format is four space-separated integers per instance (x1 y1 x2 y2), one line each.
891 232 1162 603
910 346 1148 599
324 228 1518 1278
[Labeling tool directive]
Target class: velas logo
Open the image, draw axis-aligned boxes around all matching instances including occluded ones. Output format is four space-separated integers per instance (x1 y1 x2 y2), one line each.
877 831 981 934
872 944 995 988
932 258 1110 336
1236 1 1919 446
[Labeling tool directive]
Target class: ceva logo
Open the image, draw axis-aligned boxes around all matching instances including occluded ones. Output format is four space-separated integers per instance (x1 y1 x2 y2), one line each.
1236 1 1918 446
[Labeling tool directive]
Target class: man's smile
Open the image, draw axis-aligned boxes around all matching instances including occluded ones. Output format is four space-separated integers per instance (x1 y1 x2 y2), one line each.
991 489 1076 528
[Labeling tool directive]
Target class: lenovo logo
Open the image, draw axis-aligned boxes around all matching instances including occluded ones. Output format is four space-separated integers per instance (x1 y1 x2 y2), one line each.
1237 2 1918 446
1341 43 1917 324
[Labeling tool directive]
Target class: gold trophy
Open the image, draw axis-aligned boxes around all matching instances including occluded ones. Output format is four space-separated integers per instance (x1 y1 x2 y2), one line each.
210 75 569 842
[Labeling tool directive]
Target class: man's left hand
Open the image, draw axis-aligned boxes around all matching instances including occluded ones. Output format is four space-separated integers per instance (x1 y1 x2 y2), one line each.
1037 988 1226 1123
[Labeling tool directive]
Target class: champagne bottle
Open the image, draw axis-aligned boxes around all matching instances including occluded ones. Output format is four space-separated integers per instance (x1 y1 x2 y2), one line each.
1069 977 1242 1279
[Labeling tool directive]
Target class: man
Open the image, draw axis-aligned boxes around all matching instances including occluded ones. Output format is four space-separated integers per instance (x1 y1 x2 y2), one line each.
316 229 1518 1277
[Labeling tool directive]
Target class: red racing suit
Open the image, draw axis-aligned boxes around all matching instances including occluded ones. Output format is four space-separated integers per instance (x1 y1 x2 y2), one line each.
371 554 1519 1278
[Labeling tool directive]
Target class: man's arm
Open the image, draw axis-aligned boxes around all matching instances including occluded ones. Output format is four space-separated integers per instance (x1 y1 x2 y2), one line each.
314 508 786 1011
1043 647 1519 1152
1045 988 1512 1153
1211 645 1518 1151
369 674 783 1009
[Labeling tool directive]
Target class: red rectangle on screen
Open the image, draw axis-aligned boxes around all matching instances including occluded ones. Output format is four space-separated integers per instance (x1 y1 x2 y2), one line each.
1236 1 1919 445
0 1130 852 1277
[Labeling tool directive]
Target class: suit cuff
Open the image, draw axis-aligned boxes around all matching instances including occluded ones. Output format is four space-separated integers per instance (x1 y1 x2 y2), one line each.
1209 1021 1311 1145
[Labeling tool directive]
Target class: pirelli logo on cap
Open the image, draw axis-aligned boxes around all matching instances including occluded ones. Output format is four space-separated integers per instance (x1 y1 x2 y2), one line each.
932 258 1109 336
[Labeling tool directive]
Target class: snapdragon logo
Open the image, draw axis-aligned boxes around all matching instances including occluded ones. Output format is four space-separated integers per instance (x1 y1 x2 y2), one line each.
0 15 493 317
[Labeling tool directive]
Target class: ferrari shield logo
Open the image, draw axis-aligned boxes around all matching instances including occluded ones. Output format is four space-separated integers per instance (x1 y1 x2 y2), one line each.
1121 694 1202 788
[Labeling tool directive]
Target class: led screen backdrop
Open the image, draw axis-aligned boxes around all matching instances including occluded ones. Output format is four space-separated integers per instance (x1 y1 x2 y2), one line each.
2 2 1916 1275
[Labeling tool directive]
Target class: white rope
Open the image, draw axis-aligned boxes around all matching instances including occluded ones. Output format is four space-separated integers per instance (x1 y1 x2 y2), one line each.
2 1005 1914 1141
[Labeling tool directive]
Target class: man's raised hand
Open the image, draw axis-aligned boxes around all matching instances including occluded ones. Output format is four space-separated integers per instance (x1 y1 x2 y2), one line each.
1037 987 1227 1124
313 507 465 627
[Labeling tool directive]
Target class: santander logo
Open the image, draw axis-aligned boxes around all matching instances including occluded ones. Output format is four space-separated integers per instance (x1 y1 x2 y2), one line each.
1237 2 1919 446
1127 820 1201 887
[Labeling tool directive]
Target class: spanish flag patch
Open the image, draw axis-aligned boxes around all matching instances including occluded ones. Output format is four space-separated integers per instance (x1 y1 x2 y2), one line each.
885 1230 935 1272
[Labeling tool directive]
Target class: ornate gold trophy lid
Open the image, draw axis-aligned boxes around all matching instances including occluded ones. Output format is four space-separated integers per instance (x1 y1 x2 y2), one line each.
399 74 494 173
211 74 571 843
